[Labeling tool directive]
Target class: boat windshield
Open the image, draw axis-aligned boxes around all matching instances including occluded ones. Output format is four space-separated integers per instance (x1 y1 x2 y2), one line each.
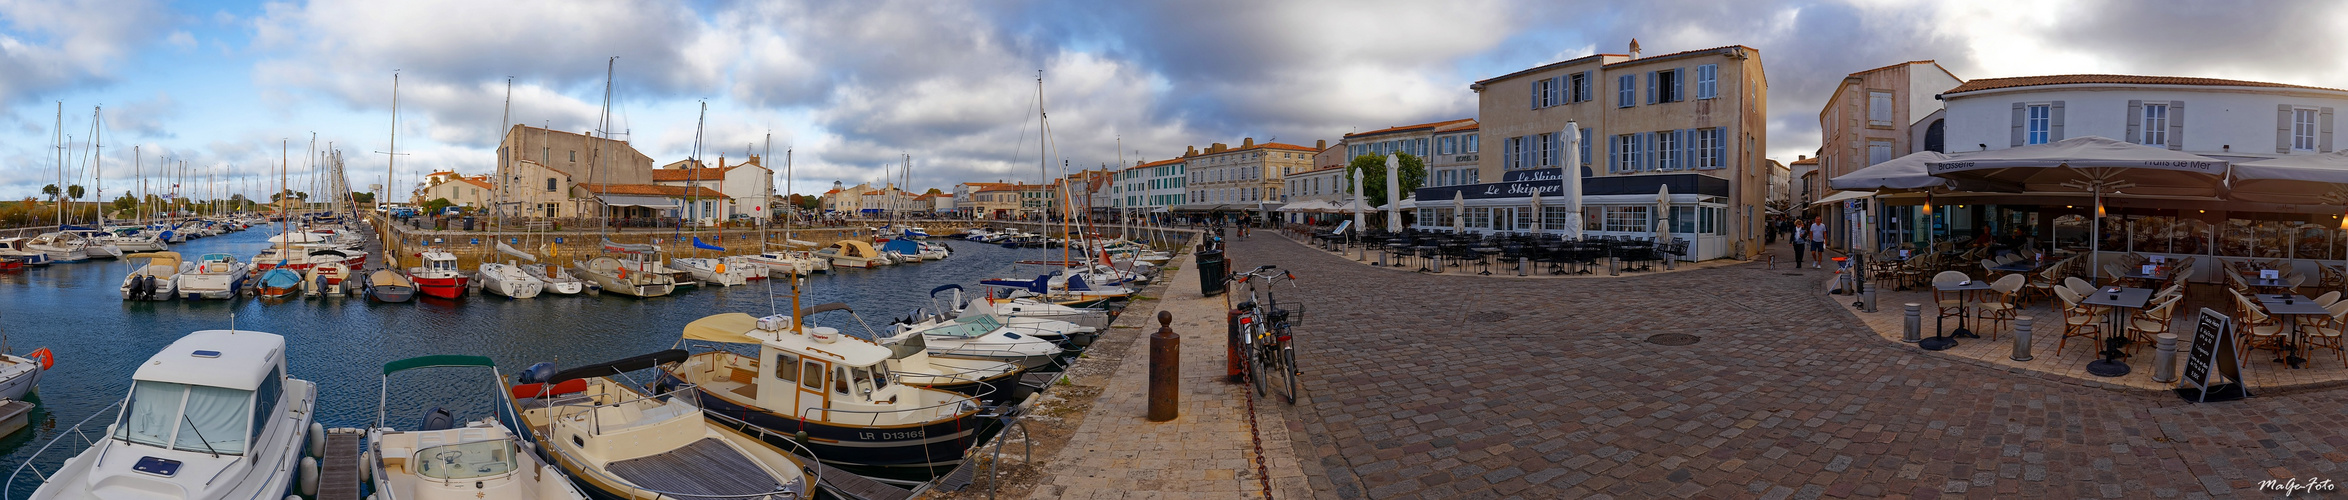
413 439 519 480
113 381 252 455
921 315 1002 339
200 253 232 263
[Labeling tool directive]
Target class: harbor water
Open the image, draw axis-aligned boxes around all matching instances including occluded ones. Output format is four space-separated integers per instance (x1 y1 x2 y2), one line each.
0 226 1072 494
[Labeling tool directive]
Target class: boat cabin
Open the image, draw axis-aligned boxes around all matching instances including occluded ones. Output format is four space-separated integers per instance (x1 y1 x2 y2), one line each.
116 330 291 458
419 250 460 274
195 253 240 274
678 312 963 426
822 240 879 259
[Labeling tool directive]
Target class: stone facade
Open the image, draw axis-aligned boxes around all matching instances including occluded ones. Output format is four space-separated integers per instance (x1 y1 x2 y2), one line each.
1182 139 1317 209
1814 60 1963 247
497 124 655 186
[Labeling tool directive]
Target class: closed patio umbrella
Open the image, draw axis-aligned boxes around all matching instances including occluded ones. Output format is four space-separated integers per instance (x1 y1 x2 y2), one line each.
1452 191 1466 233
1655 183 1672 243
1561 120 1585 240
1530 190 1543 236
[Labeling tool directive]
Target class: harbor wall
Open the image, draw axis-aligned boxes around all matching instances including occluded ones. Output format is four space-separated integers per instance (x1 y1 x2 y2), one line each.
372 217 1197 269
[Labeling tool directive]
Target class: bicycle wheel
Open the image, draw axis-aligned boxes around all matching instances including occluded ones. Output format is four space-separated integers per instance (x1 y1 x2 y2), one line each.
1249 333 1269 397
1281 344 1299 404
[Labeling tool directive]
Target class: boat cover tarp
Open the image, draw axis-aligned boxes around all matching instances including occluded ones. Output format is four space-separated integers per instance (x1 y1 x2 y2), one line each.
495 242 537 262
692 237 724 252
880 238 920 255
683 313 761 344
545 349 690 385
603 238 659 254
382 354 496 375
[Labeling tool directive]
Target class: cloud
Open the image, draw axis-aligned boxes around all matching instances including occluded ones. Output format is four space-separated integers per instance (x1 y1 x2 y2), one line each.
107 91 181 139
0 0 169 107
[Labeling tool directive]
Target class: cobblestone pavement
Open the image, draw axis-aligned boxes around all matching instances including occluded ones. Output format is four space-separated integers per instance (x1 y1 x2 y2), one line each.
1227 235 2348 499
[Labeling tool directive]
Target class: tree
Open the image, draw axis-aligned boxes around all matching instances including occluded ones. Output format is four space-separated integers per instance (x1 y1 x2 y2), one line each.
349 191 374 204
65 185 84 201
1344 152 1428 209
40 185 58 202
421 197 454 214
111 192 138 213
924 188 945 195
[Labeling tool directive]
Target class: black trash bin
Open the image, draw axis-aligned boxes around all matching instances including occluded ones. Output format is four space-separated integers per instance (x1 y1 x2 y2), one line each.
1196 249 1227 296
462 216 476 231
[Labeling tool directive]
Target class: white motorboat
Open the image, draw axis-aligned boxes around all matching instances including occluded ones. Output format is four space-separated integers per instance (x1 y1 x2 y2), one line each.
367 355 588 500
176 253 250 300
507 350 813 500
0 347 48 402
20 329 318 499
815 240 887 269
740 251 826 276
670 257 750 286
303 261 353 298
573 255 674 298
0 238 52 266
24 232 88 263
521 263 586 295
478 263 545 299
120 252 189 301
932 284 1110 330
885 313 1067 371
718 255 772 279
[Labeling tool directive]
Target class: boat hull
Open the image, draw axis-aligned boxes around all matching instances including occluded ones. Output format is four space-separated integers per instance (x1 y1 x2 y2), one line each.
655 372 979 469
412 274 468 299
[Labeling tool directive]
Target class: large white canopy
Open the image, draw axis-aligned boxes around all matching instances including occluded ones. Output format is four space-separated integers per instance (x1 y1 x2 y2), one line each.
1811 190 1876 206
1924 136 2230 197
2228 151 2348 205
1829 151 1955 191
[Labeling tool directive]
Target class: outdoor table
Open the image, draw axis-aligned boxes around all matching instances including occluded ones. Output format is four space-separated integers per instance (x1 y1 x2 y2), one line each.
1414 245 1440 272
2266 299 2331 369
1385 243 1410 267
2256 294 2312 306
2081 286 2154 377
2248 278 2294 291
1923 279 1997 351
1471 247 1501 275
1989 262 2039 273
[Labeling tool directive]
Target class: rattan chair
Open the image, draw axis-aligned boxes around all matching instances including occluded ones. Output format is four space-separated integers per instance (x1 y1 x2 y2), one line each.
2052 286 2103 355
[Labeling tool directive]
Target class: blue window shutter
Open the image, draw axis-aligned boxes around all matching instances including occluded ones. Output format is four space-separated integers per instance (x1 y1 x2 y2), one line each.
1645 72 1657 105
1580 128 1592 166
1530 80 1539 109
1673 68 1686 102
1639 132 1652 171
1608 135 1620 172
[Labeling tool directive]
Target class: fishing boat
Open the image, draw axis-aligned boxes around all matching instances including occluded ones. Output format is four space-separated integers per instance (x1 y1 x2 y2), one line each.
658 308 983 469
574 243 675 298
408 249 469 299
0 238 52 266
884 313 1069 371
16 329 318 499
25 232 89 263
815 240 887 269
931 284 1110 330
120 252 188 301
255 268 303 299
302 261 351 297
177 253 250 300
522 263 586 295
367 355 588 500
507 350 814 500
365 268 417 303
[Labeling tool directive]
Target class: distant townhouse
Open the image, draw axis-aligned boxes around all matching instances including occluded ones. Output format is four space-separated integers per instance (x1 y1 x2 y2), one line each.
650 155 774 221
1176 138 1318 220
1813 60 1963 248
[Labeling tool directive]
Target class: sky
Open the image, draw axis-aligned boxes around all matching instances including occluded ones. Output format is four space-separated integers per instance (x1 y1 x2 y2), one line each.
0 0 2343 201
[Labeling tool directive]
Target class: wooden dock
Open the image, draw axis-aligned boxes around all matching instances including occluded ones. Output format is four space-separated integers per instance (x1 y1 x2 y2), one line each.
317 428 365 500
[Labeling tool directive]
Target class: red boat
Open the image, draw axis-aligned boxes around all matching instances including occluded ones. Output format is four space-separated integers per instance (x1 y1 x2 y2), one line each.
0 258 22 270
409 250 470 299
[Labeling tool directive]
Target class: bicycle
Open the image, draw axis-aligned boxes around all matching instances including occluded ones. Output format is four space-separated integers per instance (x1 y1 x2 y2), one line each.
1226 265 1303 404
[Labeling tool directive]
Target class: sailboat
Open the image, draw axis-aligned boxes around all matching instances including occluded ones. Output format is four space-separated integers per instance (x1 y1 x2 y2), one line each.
506 350 814 499
366 355 588 500
365 72 421 304
667 104 752 287
256 141 305 299
520 243 585 295
570 59 675 298
476 78 545 300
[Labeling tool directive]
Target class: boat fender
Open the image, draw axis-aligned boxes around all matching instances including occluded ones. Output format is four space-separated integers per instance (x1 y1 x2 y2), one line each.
297 457 319 496
306 423 325 458
793 431 809 446
516 362 558 385
26 348 52 371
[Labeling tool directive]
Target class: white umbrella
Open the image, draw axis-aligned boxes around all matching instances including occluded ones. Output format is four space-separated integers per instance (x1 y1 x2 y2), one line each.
1561 120 1585 240
1452 190 1466 233
1655 183 1672 243
1386 154 1404 231
1927 136 2229 281
2229 150 2348 204
1352 165 1368 232
1530 190 1543 236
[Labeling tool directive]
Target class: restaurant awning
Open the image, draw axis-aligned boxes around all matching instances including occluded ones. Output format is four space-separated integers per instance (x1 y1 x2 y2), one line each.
2228 151 2348 205
1925 136 2230 197
597 194 681 209
1811 190 1877 206
1829 151 1955 191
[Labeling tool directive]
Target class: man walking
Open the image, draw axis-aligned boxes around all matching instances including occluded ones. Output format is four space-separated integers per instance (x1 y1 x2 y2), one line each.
1809 218 1829 269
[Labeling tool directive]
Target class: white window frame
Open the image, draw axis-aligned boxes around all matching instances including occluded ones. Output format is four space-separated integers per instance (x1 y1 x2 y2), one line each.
2294 108 2319 151
2142 103 2169 146
2026 104 2052 145
1656 132 1678 170
1695 129 1719 169
1616 134 1639 172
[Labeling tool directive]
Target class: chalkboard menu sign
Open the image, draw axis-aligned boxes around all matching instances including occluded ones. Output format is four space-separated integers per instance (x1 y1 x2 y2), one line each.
2180 308 2246 402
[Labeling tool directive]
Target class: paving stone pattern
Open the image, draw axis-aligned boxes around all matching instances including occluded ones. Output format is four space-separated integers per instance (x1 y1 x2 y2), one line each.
1231 236 2347 499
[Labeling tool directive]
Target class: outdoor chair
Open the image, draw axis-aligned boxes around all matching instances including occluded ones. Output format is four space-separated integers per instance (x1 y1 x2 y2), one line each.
2064 277 2099 297
1973 274 2027 339
2127 294 2183 354
2317 291 2343 308
2302 300 2348 368
2230 290 2290 361
2052 286 2103 355
1932 271 1972 329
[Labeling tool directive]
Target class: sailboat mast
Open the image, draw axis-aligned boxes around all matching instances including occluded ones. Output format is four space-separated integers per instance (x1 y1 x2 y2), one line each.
93 106 102 227
496 77 511 235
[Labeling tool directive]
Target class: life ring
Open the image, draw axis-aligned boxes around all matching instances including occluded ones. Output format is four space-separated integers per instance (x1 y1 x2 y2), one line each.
26 348 53 370
618 268 629 279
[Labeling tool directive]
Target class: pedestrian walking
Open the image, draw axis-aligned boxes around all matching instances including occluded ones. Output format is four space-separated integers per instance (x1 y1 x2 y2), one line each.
1791 222 1807 266
1809 218 1828 269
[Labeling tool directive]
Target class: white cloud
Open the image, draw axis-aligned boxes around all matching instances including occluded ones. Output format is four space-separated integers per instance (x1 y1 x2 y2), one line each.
0 0 168 107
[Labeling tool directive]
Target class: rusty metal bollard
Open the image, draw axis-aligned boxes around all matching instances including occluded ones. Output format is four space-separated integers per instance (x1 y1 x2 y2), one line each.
1149 311 1180 422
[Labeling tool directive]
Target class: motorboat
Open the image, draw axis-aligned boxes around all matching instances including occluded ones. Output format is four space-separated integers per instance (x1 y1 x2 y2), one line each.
303 261 352 298
979 271 1135 308
0 238 51 266
815 240 887 269
477 263 545 299
931 284 1110 330
884 313 1068 371
177 253 250 300
60 229 123 259
740 251 827 276
521 263 586 295
366 269 417 303
899 226 930 239
120 252 189 301
875 328 1023 401
367 355 588 500
408 249 470 300
962 229 995 241
507 350 813 500
879 238 950 262
718 255 771 279
574 255 674 298
0 347 49 402
670 257 751 286
18 330 318 499
24 232 88 263
658 309 983 469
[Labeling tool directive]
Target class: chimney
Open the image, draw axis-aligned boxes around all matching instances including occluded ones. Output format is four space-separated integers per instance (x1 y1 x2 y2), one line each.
1629 38 1642 59
1242 137 1255 148
718 155 726 170
1186 146 1198 157
1797 155 1807 161
1317 139 1327 150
